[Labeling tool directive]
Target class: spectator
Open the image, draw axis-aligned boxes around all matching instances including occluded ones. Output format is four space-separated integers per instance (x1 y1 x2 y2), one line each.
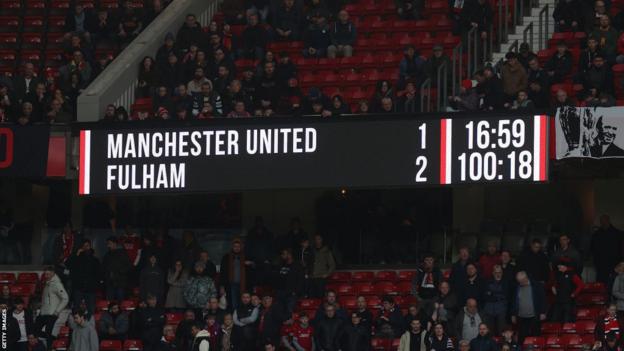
311 234 336 298
203 296 228 324
64 4 93 41
375 295 405 338
137 294 166 351
592 215 622 284
25 334 45 351
461 0 493 40
241 13 268 60
140 254 165 303
459 263 484 305
190 323 211 351
184 261 217 311
60 50 92 86
223 80 252 115
34 266 69 347
431 323 454 351
413 253 442 313
432 281 458 334
479 242 502 280
595 304 620 342
500 250 517 285
450 247 473 292
581 54 614 97
454 298 484 341
0 285 10 306
553 0 583 32
379 96 397 113
579 37 604 74
26 82 48 122
192 81 223 117
551 233 582 273
16 102 33 125
197 250 217 280
448 79 479 111
329 95 351 116
66 239 100 315
396 0 424 19
501 52 528 102
397 81 420 113
98 301 130 340
372 80 396 110
315 304 344 351
399 45 426 86
328 10 356 58
592 15 619 61
517 43 538 70
91 8 115 44
404 304 432 332
354 295 374 333
220 238 250 309
276 53 297 87
174 310 196 351
68 310 98 351
12 62 41 104
315 290 349 322
137 57 159 98
551 263 584 323
304 0 330 25
116 0 144 44
511 271 546 344
258 295 287 345
283 312 315 351
203 314 220 346
159 324 177 351
357 100 370 113
47 98 73 123
517 239 550 283
217 313 241 350
426 44 451 87
233 292 259 350
275 248 305 314
187 67 210 95
500 328 520 351
509 91 535 111
302 12 331 57
102 237 133 301
156 33 178 67
469 323 498 351
545 41 573 84
273 0 302 40
176 14 202 52
257 62 280 110
481 67 505 110
553 89 575 108
11 297 33 351
526 58 550 108
398 319 430 351
483 265 508 336
159 52 183 92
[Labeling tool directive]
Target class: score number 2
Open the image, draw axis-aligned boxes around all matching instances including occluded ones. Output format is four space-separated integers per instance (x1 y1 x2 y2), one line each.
415 123 428 182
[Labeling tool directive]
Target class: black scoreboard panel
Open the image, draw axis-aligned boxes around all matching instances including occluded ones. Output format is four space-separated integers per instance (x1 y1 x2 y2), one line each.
78 114 549 195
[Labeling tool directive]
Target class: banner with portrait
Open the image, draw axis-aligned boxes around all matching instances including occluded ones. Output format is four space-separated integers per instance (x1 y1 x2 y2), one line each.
555 106 624 159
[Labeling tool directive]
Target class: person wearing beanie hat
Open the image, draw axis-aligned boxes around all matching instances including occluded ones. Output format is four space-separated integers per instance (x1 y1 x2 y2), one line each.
425 44 451 88
448 79 478 111
184 259 217 310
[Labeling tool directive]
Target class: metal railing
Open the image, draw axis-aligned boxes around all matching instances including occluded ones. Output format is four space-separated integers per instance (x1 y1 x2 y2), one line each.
538 4 550 50
437 61 449 111
451 43 463 97
420 78 432 113
76 0 222 121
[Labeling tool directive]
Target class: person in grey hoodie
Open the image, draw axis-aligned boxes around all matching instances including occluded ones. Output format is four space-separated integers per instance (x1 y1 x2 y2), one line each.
311 234 336 298
611 262 624 316
34 266 69 347
68 310 99 351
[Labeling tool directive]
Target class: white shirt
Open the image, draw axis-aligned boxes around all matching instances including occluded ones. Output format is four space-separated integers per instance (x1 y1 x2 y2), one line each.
13 310 27 342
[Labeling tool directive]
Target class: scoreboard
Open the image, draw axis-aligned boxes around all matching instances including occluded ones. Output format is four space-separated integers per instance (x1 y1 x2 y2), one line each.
78 114 549 195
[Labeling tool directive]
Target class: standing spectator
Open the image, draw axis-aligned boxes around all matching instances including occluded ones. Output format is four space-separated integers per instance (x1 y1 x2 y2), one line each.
551 263 584 323
425 45 451 87
159 53 183 91
68 310 98 351
234 292 259 351
545 42 573 84
355 296 374 333
500 328 520 351
398 319 430 351
375 296 405 338
469 324 498 351
137 294 166 351
517 239 550 283
315 304 344 351
256 62 280 111
459 263 484 305
98 301 130 340
34 266 69 347
404 304 432 332
595 304 620 342
273 0 302 40
479 242 502 280
119 226 141 268
430 323 454 351
517 43 538 70
399 45 426 86
591 16 619 61
579 37 604 74
501 53 528 103
11 298 34 351
258 295 287 345
140 254 165 304
328 10 356 58
432 281 458 333
551 233 582 273
217 313 241 350
302 12 331 58
450 247 474 292
581 54 614 97
395 0 424 19
102 237 133 301
526 58 550 109
175 310 196 351
412 253 442 314
12 63 42 103
174 230 202 270
483 265 508 336
221 238 250 309
241 13 268 60
275 248 305 314
511 271 546 344
165 260 189 310
461 0 492 40
553 0 583 32
66 239 100 315
176 14 202 52
455 298 484 341
190 323 211 351
311 234 336 298
184 261 217 312
592 216 622 285
341 312 370 351
500 251 517 285
137 57 159 98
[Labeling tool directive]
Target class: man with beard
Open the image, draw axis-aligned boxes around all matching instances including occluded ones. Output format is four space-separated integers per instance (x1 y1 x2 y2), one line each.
98 301 130 340
517 239 550 283
233 292 259 351
592 215 623 284
175 309 197 351
412 253 442 314
315 304 344 351
398 319 430 351
341 313 370 351
66 239 100 315
590 116 624 157
274 248 305 314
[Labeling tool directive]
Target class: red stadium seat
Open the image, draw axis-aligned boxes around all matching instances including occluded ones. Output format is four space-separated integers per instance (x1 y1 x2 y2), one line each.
298 299 322 310
52 338 68 350
17 272 38 283
523 337 545 350
339 295 358 310
374 281 397 295
123 339 143 351
121 299 137 311
576 320 596 334
366 295 382 309
58 325 70 338
96 299 110 311
541 322 562 336
561 322 577 334
335 283 355 295
371 338 389 351
10 284 36 297
576 308 600 320
328 271 352 283
352 271 375 282
0 272 15 284
100 340 123 351
546 335 564 348
578 294 606 306
563 334 584 349
355 282 376 295
396 281 413 295
584 282 606 294
165 313 183 325
397 271 416 281
376 271 397 281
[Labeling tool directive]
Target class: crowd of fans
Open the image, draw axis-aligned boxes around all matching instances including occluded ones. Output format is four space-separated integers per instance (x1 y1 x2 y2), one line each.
1 214 623 351
0 0 170 124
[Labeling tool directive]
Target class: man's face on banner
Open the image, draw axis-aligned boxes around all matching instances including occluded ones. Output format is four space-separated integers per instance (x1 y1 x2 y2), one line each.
599 118 617 145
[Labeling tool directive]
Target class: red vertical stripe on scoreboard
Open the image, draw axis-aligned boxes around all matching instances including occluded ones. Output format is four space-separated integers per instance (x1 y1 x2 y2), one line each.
79 130 86 195
540 115 547 181
439 119 447 184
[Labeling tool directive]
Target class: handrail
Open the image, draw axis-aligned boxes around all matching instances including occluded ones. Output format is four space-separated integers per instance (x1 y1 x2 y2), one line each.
76 0 222 121
523 22 534 51
538 4 550 50
437 61 448 111
420 78 432 113
509 39 519 53
451 42 463 98
467 27 478 78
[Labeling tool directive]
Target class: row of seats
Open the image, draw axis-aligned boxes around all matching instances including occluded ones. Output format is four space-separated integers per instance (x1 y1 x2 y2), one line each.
52 338 142 351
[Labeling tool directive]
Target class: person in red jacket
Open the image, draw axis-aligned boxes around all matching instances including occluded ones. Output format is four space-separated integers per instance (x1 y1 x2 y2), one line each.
478 242 502 280
551 262 585 323
595 304 621 342
282 313 314 351
119 225 142 266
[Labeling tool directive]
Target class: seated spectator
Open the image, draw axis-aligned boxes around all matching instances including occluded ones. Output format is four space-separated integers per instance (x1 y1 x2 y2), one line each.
60 50 93 87
454 298 484 341
240 13 268 60
354 296 373 333
283 313 315 351
470 323 497 351
277 78 303 114
159 324 178 350
258 294 287 344
69 310 98 351
585 0 609 32
399 45 426 86
480 67 505 110
579 37 604 74
551 262 584 323
192 81 223 117
500 328 520 351
595 304 620 342
399 319 430 351
16 102 33 125
64 4 94 42
11 298 33 349
432 281 458 333
430 323 454 351
328 10 356 58
276 52 297 87
508 90 535 111
273 0 302 41
412 253 442 313
302 12 331 58
397 81 420 113
227 100 252 117
223 80 252 115
315 290 348 322
552 88 575 109
378 96 397 113
304 0 330 25
211 48 235 81
187 67 210 95
426 45 451 87
448 79 479 111
190 323 211 351
586 91 616 107
545 41 573 84
99 301 129 340
591 15 619 61
527 58 551 108
372 80 396 111
156 33 178 67
12 62 41 104
213 65 234 95
357 100 370 113
340 312 370 351
483 265 509 336
303 87 329 114
375 295 404 338
216 314 240 350
176 14 203 52
25 334 45 351
460 0 493 40
174 83 194 115
396 0 424 20
329 95 351 116
518 43 538 70
175 310 197 350
256 51 277 78
511 271 546 344
315 304 344 351
46 98 73 123
116 0 144 44
581 54 614 97
553 0 583 32
203 314 220 346
404 304 432 332
501 52 528 102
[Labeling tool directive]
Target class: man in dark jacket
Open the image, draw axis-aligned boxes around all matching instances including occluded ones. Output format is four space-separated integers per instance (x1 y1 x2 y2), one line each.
273 0 302 40
551 233 582 273
328 10 356 58
527 57 550 108
12 298 34 350
551 263 585 323
450 247 473 293
581 54 614 97
425 45 451 87
461 0 493 39
511 271 546 344
399 45 426 86
481 67 504 111
302 12 331 58
233 293 257 351
483 265 509 336
470 323 498 351
221 239 250 310
341 312 371 351
517 239 550 283
458 263 485 305
174 310 196 351
578 37 604 74
412 253 442 314
592 215 622 284
545 41 573 84
257 295 286 346
553 0 583 32
240 13 267 60
66 239 100 315
176 14 203 52
315 304 344 351
275 248 305 314
137 294 166 351
375 295 404 338
102 237 132 302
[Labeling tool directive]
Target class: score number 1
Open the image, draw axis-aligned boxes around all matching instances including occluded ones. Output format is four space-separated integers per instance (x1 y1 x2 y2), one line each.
415 123 428 182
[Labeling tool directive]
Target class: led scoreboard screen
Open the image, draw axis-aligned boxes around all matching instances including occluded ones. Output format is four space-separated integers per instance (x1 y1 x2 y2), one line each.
78 114 548 195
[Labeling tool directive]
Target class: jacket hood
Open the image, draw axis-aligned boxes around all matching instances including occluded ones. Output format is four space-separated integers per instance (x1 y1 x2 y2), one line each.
195 329 211 337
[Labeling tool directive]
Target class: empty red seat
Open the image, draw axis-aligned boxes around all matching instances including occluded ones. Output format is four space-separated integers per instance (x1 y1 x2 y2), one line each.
123 339 143 351
0 272 15 284
545 335 564 348
584 282 606 294
355 282 376 295
576 320 596 334
335 283 355 295
17 272 39 283
96 299 110 311
298 298 322 310
376 271 397 281
576 308 600 320
395 281 412 295
523 337 545 349
366 295 382 309
563 334 584 348
328 271 351 283
100 340 123 351
10 284 36 297
52 338 68 350
121 299 137 311
397 271 416 281
23 16 44 29
338 295 358 310
375 281 397 295
371 338 390 351
561 322 577 334
165 313 183 325
541 322 562 336
577 294 606 306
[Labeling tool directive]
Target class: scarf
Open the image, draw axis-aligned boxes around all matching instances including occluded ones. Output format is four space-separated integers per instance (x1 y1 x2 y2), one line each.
221 325 232 351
